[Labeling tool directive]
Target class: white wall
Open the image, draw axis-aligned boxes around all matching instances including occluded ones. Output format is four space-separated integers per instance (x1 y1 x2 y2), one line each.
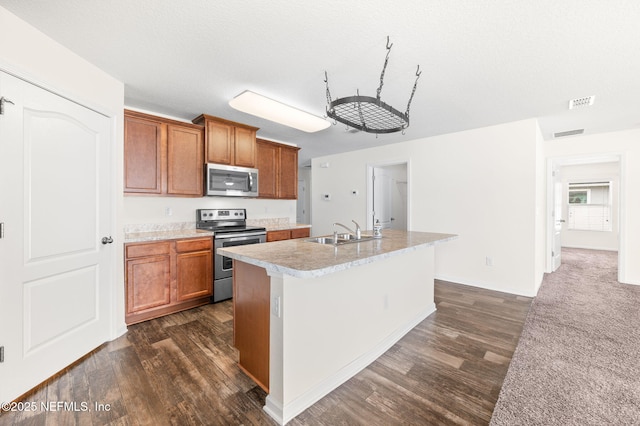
546 128 640 284
123 196 296 225
560 162 619 251
312 119 544 297
0 6 126 335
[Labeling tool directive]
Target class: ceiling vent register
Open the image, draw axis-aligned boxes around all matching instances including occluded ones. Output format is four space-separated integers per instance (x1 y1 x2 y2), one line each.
569 96 595 109
324 37 421 134
554 129 585 138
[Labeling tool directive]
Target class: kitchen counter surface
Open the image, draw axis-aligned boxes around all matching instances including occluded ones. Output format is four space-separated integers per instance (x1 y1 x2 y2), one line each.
124 229 214 243
265 223 312 232
217 229 456 278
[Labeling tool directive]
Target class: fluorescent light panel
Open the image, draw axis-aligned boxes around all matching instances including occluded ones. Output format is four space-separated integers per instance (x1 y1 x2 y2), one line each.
229 90 330 133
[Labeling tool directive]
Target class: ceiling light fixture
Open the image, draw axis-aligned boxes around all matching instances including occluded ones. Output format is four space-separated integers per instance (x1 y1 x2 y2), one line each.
324 36 421 134
229 90 330 133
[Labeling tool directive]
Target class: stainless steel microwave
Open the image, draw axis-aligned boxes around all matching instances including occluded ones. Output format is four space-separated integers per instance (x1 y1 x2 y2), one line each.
205 163 259 197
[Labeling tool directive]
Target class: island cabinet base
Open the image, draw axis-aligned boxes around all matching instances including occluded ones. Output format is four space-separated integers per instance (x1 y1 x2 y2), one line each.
233 260 270 392
240 245 437 425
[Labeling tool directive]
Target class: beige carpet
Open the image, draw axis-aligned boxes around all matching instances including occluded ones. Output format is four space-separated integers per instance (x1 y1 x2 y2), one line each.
490 248 640 425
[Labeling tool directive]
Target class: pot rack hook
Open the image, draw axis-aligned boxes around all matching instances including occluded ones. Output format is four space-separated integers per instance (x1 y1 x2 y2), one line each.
415 65 422 77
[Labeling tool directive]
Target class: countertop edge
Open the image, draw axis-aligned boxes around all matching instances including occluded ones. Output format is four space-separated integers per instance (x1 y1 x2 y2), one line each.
124 229 214 244
221 233 458 278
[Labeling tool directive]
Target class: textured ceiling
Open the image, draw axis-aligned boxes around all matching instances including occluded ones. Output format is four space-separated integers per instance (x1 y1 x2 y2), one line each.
2 0 640 165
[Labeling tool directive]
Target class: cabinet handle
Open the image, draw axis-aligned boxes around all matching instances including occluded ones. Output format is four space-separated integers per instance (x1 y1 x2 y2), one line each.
101 236 114 245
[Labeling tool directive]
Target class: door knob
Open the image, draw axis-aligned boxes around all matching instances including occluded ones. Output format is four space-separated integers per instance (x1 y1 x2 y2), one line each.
101 236 114 245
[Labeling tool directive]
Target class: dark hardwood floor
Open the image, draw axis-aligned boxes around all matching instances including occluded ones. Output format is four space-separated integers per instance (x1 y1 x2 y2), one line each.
0 281 531 426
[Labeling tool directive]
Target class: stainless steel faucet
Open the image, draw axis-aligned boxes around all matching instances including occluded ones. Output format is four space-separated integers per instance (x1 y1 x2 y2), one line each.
333 220 362 240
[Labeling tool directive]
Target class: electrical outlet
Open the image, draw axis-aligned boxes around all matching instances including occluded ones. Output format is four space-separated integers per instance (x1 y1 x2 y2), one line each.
272 296 282 318
164 206 173 216
486 256 493 267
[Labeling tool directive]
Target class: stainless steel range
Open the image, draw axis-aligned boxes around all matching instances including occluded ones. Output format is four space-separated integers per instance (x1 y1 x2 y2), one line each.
196 209 266 302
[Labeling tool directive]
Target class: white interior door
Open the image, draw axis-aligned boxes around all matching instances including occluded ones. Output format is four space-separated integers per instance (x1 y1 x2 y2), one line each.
296 179 306 224
0 71 113 402
373 167 393 229
552 164 563 271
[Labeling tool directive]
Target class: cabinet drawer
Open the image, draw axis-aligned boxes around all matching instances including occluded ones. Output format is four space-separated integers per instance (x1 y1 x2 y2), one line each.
126 241 171 259
290 228 310 239
176 237 212 253
267 230 291 242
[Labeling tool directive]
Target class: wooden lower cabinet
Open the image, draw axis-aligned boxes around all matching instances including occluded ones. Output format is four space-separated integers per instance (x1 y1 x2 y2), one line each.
125 237 213 325
266 227 310 242
233 261 270 392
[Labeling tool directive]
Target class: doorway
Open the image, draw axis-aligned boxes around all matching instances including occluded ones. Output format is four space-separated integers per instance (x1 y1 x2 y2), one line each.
546 155 622 280
0 70 114 402
367 162 409 230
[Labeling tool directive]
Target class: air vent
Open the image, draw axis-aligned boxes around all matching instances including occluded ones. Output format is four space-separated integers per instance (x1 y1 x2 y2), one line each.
569 96 595 109
554 129 585 138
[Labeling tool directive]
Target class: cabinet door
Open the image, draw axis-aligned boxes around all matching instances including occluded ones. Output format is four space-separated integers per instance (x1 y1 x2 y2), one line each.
126 255 171 314
279 145 299 199
124 114 164 193
205 120 233 164
176 250 213 301
256 140 278 198
167 124 204 196
267 230 291 242
290 227 310 239
234 126 257 167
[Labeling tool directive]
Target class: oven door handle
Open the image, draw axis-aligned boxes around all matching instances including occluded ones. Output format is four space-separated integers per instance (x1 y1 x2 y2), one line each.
215 232 266 241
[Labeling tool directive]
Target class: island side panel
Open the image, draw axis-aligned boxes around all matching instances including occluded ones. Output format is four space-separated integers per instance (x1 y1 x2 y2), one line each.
233 260 270 392
269 245 436 423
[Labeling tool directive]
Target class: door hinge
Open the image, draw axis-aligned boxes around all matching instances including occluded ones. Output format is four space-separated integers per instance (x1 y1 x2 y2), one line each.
0 346 4 363
0 96 15 115
0 222 4 239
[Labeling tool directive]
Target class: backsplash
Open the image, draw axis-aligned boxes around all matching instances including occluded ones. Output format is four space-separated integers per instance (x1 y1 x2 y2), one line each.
247 217 291 228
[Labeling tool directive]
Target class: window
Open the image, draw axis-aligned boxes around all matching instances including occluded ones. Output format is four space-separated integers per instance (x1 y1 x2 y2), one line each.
568 189 589 204
567 182 612 231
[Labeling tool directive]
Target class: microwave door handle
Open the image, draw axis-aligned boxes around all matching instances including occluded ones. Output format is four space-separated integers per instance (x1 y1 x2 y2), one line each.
248 173 254 192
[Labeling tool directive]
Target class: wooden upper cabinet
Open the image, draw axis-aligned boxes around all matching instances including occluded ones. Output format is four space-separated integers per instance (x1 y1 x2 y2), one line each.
193 114 258 167
124 110 204 197
124 113 165 194
234 126 257 167
167 124 204 196
279 144 299 199
256 140 279 199
204 120 233 165
256 138 300 199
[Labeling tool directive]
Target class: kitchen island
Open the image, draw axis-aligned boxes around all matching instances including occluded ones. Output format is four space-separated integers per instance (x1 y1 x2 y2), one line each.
218 229 456 425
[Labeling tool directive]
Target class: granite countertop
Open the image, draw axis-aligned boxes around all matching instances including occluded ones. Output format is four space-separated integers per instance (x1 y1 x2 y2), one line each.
217 229 457 278
266 223 312 232
124 229 214 243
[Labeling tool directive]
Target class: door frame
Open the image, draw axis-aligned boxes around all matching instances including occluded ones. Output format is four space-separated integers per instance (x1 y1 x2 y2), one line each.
366 160 410 230
545 154 624 282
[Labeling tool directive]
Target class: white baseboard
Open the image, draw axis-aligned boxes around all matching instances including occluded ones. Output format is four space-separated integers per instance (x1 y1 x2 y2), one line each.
435 274 538 298
561 244 619 252
265 303 437 425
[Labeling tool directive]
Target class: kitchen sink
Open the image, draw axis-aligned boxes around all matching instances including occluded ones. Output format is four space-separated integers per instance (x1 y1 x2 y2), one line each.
305 234 376 245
